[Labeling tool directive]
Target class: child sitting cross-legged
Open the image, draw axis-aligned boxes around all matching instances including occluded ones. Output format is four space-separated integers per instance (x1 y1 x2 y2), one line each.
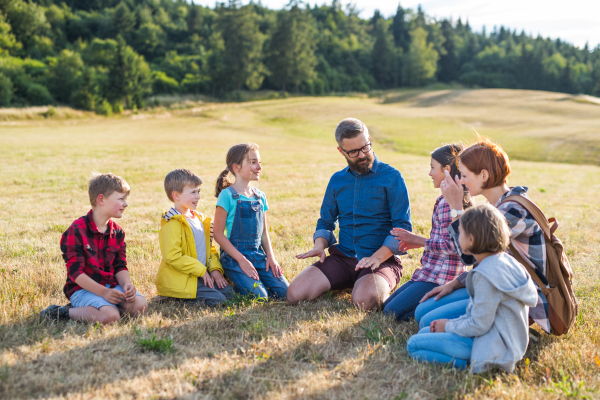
384 144 470 321
41 173 148 324
155 169 235 305
406 204 538 373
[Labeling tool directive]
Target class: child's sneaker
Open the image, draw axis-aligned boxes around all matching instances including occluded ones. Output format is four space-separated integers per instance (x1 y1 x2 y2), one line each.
40 305 71 322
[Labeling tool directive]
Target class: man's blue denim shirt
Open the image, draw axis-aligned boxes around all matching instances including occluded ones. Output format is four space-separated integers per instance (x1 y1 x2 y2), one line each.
313 155 412 261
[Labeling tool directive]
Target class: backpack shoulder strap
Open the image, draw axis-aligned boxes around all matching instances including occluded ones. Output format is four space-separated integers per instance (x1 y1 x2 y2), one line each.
499 195 556 241
508 243 547 289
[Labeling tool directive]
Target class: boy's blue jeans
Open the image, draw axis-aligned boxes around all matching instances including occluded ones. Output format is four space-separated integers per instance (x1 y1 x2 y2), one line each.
415 288 470 329
407 326 473 369
382 280 438 321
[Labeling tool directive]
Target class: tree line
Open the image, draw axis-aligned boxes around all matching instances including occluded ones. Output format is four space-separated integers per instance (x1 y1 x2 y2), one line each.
0 0 599 113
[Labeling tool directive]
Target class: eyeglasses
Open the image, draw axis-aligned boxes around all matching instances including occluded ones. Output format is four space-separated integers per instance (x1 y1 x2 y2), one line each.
340 142 372 158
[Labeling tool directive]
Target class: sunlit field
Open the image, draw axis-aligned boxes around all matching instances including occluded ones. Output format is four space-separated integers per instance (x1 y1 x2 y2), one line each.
1 89 599 399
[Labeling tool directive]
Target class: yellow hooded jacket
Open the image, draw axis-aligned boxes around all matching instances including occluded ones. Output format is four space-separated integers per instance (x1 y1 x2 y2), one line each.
155 210 224 299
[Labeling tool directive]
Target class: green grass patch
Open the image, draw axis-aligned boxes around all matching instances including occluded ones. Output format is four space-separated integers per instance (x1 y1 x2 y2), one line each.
133 326 175 354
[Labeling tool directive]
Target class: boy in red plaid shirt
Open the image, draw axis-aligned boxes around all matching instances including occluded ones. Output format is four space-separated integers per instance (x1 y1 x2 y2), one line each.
41 173 148 324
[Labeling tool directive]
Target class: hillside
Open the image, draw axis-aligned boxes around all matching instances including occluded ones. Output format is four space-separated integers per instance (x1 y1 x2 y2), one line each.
0 90 599 399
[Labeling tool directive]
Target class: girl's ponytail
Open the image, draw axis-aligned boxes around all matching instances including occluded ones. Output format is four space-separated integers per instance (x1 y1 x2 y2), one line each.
215 168 232 197
215 142 260 198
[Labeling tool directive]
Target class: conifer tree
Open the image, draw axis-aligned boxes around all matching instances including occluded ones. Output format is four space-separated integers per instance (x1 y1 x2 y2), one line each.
265 5 317 92
402 27 438 86
371 19 396 88
437 19 459 82
391 3 410 51
214 2 267 91
108 35 152 109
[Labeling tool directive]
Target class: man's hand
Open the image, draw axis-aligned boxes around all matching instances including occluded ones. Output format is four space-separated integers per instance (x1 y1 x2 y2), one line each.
210 270 228 289
430 319 449 333
296 247 326 264
238 257 259 280
266 255 283 278
355 255 382 271
420 280 460 303
122 283 137 302
102 287 127 304
203 272 215 289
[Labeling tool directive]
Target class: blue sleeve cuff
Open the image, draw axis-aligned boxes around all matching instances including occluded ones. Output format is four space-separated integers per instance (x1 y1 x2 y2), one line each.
313 229 336 247
383 234 404 256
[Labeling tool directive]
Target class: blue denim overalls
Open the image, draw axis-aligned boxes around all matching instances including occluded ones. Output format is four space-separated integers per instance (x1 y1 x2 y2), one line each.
220 186 289 299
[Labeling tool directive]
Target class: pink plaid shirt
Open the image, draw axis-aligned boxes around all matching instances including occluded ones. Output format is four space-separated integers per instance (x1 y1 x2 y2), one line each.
411 196 466 285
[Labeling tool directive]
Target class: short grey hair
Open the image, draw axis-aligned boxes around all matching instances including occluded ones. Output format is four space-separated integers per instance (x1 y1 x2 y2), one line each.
335 118 369 144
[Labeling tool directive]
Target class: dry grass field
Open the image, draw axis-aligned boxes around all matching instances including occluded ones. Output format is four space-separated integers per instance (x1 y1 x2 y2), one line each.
0 89 599 399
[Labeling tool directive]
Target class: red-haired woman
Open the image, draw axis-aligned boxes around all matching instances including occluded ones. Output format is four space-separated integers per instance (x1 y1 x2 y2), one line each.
415 137 551 334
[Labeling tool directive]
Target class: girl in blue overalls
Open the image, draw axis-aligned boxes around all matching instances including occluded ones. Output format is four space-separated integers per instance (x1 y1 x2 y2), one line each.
213 143 289 299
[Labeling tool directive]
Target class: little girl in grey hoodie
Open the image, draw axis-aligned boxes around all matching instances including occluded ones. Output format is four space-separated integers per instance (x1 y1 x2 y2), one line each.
407 204 538 373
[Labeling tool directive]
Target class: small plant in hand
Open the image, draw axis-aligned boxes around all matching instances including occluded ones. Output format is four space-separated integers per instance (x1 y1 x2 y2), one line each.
133 326 175 354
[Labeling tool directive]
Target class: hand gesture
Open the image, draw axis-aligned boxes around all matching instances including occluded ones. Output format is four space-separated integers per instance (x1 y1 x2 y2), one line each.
355 256 381 271
103 287 127 304
391 228 425 252
238 257 259 280
202 272 215 289
122 283 137 302
266 255 283 278
419 281 456 303
210 270 228 289
296 247 326 264
440 170 464 211
430 319 448 333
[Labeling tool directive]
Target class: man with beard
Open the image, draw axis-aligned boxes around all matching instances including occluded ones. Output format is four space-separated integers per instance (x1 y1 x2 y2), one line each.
287 118 412 309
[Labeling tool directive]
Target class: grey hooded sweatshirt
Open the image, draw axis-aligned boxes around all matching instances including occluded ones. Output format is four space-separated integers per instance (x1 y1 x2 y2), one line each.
445 252 538 373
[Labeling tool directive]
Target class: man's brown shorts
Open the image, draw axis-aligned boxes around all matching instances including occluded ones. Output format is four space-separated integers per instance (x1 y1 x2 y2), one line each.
312 245 402 291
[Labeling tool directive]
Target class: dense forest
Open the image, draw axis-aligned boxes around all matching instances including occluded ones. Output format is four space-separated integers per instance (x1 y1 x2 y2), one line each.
0 0 599 113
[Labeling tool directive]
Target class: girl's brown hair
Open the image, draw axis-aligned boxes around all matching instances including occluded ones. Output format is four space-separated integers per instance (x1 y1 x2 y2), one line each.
215 142 260 197
431 143 473 209
459 137 511 189
460 204 510 255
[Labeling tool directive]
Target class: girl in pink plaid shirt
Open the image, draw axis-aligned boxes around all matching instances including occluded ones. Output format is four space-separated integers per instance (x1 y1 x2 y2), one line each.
383 144 471 321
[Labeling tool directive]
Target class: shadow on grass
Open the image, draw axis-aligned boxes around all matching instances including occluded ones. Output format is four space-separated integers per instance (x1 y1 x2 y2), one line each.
0 292 372 398
0 288 561 399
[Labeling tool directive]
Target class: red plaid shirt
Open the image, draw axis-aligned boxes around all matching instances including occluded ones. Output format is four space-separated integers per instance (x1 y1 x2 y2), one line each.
60 210 128 299
411 196 466 285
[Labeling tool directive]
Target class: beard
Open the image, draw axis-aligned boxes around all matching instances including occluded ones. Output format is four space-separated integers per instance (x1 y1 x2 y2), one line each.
346 152 374 175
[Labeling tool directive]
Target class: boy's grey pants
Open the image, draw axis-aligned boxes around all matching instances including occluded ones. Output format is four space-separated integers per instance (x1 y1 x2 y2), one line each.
193 277 235 306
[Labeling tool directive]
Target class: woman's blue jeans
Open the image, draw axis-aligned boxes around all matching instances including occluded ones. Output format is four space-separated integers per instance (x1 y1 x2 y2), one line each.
382 280 438 321
414 287 470 329
407 326 473 369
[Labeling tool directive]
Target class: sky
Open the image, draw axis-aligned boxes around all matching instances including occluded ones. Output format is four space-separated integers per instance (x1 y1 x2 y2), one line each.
194 0 600 49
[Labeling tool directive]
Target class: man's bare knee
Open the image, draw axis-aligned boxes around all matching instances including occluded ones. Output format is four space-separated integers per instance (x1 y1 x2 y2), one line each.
286 282 305 303
287 266 330 303
352 292 379 310
352 274 390 310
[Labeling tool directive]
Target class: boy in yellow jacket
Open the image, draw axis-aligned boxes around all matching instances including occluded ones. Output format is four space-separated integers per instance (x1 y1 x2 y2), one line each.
156 169 234 305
